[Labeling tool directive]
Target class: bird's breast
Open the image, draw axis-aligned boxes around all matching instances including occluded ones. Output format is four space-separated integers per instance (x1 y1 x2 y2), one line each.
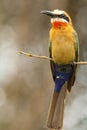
50 28 75 64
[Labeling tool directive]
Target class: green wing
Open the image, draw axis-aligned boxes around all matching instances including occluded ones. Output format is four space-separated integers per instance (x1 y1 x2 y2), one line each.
49 41 55 81
74 31 79 62
67 31 79 91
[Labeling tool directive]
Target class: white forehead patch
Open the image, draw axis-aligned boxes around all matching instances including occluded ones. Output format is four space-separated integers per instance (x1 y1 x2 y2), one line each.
52 9 64 15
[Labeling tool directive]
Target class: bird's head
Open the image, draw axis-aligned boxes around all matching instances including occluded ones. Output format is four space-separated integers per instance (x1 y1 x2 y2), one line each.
41 9 72 29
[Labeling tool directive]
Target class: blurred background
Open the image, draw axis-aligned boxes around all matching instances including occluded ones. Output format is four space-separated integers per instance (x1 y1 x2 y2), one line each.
0 0 87 130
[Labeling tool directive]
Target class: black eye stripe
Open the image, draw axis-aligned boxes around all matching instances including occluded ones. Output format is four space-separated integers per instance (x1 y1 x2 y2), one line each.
52 14 69 22
58 14 69 22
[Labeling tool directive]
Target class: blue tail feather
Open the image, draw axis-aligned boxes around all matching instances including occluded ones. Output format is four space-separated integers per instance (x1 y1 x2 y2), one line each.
54 64 73 92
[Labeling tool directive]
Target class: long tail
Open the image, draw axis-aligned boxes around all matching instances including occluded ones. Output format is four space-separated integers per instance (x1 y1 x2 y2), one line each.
47 82 67 129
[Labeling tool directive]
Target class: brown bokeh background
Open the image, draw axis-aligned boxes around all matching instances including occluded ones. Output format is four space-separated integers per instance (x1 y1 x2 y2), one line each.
0 0 87 130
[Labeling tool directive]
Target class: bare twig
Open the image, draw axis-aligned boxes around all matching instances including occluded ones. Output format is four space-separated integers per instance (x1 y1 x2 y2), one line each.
19 51 87 65
19 51 53 61
74 61 87 65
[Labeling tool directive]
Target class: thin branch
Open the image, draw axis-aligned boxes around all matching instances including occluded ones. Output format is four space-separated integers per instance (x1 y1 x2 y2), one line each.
74 61 87 65
19 51 53 61
19 51 87 65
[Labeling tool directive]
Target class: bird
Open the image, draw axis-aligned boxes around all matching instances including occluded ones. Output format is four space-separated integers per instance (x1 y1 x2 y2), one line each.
41 9 79 129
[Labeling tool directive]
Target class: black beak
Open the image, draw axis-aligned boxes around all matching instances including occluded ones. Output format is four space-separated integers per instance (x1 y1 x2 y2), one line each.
40 10 54 17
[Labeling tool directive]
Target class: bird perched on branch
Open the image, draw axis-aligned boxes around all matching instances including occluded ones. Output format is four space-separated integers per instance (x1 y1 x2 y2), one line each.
41 9 79 129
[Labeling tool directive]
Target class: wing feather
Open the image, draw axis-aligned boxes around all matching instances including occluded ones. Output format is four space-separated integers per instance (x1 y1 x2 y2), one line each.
67 31 79 91
49 41 55 81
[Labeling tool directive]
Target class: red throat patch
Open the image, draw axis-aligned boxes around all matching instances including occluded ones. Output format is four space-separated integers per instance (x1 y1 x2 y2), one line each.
52 21 68 29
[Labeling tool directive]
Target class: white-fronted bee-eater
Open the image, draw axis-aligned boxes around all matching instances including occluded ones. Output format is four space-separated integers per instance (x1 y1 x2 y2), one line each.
41 9 79 129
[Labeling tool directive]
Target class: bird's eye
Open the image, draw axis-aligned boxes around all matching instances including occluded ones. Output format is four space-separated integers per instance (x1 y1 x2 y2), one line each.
59 14 70 22
60 14 65 18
